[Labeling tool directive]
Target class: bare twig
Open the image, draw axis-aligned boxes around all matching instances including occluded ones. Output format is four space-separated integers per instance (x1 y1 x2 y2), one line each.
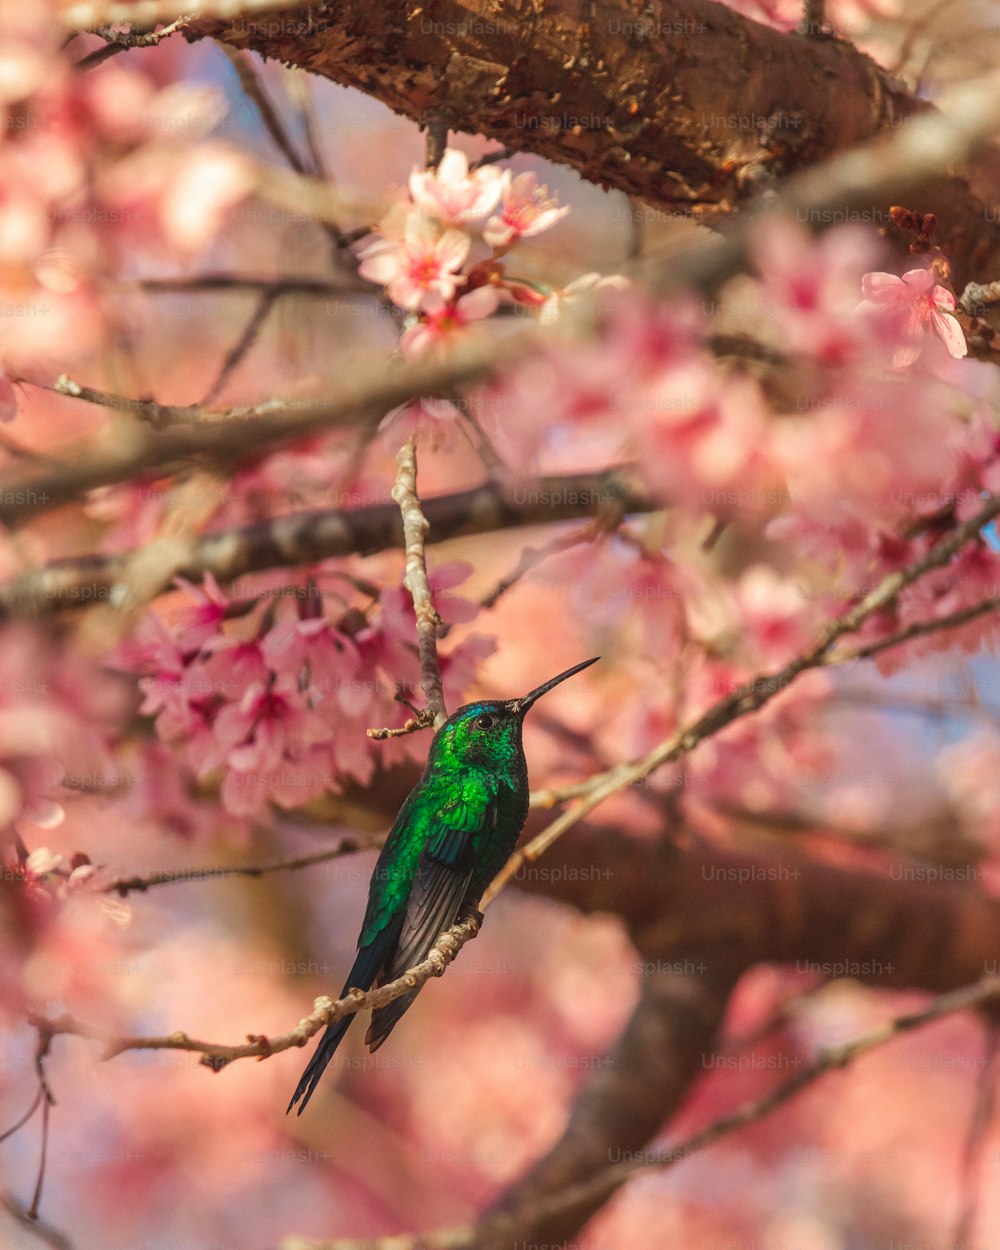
199 289 279 406
391 439 447 727
0 1191 74 1250
32 913 480 1068
50 375 207 429
102 831 386 897
470 146 515 169
135 274 369 297
0 1086 43 1145
367 711 435 741
75 15 189 69
23 1023 58 1222
6 331 538 523
424 115 449 170
478 524 603 614
489 493 1000 902
826 594 1000 665
801 0 826 34
221 45 310 175
286 70 331 185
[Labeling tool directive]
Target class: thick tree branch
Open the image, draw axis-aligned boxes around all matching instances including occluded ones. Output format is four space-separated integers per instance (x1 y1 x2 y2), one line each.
0 469 647 617
178 2 1000 286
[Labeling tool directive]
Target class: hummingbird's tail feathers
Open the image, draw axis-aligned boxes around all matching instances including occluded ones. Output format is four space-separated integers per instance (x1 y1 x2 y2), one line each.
365 857 474 1053
286 1012 354 1116
286 929 396 1116
365 987 419 1052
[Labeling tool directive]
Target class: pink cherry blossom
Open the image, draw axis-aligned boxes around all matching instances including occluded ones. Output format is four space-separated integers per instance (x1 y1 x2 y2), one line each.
399 285 500 359
408 148 504 224
484 171 569 251
860 267 968 367
171 573 231 651
358 210 470 310
751 216 883 365
378 396 464 450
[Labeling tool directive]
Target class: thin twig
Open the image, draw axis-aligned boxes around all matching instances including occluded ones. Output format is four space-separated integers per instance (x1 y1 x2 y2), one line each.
0 1086 43 1145
221 45 344 253
489 493 1000 902
953 1023 1000 1249
367 711 434 740
221 45 309 175
286 69 331 184
827 594 1000 665
0 1191 74 1250
391 439 447 727
200 289 279 406
26 1024 57 1221
50 375 207 428
479 524 603 613
469 146 515 170
424 115 449 169
32 913 480 1067
102 831 386 897
801 0 826 35
75 15 189 69
136 274 368 297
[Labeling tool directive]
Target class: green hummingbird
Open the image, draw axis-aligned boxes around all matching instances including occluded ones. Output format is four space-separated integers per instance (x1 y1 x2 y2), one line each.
287 656 599 1114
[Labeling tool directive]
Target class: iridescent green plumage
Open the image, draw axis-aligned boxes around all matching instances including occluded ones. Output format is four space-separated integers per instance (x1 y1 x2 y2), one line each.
287 657 599 1114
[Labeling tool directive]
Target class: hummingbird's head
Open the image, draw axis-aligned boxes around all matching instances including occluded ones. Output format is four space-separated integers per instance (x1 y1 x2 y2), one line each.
430 658 599 773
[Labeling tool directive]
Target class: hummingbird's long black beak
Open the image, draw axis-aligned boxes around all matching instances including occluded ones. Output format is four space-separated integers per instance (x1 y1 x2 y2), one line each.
510 657 600 716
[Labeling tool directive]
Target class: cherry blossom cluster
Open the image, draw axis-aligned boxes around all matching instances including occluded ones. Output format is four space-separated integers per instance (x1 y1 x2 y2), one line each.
478 216 983 630
355 147 587 445
123 566 493 818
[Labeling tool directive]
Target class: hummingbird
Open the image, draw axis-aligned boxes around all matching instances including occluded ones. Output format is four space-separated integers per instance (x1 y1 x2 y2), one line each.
286 656 599 1114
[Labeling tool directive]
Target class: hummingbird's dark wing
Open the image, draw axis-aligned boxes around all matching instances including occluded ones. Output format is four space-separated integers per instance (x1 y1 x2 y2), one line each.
365 782 497 1052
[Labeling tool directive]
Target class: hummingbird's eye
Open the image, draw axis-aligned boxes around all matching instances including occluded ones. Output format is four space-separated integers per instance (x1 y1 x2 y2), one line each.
474 713 495 730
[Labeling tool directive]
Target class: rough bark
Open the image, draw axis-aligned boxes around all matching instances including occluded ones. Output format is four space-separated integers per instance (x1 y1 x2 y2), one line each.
188 0 1000 283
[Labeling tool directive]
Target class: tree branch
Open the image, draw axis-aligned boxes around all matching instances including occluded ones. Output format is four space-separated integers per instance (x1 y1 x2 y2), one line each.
32 913 480 1068
0 469 648 617
5 331 537 523
392 440 447 727
102 830 386 897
